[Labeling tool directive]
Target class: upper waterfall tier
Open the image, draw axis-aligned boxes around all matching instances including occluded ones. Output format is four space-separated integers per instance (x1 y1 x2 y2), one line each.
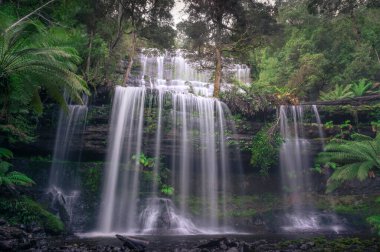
138 49 251 97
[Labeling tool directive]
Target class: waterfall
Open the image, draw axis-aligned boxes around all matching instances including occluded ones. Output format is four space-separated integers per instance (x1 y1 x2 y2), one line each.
99 87 146 232
97 51 245 234
279 105 342 232
48 101 88 226
279 106 313 212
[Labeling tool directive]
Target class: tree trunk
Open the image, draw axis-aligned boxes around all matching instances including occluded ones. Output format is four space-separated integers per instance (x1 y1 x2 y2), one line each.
213 47 222 98
123 31 137 86
110 3 124 52
374 47 380 64
85 30 93 81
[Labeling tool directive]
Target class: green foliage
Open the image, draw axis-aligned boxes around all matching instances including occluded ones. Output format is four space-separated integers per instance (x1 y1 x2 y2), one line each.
0 20 89 116
367 215 380 235
0 147 35 189
250 125 283 177
242 1 380 105
320 84 354 101
226 208 256 218
0 196 64 234
160 184 174 196
351 79 374 97
132 153 155 169
316 133 380 192
0 10 90 143
83 164 101 194
324 121 334 129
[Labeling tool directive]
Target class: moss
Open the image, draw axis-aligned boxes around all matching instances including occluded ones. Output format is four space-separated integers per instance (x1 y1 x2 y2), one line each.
367 215 380 235
0 195 64 234
81 162 103 194
226 208 256 217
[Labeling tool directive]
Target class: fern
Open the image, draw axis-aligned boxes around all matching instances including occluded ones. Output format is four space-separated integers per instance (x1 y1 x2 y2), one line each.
351 79 373 97
0 147 35 188
320 84 354 101
316 133 380 192
0 21 89 119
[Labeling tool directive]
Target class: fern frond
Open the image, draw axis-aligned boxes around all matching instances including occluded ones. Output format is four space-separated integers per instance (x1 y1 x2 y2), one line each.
6 171 35 186
317 133 380 192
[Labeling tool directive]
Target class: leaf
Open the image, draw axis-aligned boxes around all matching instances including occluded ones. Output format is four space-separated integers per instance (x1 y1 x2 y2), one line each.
0 161 12 174
0 148 13 159
317 133 380 192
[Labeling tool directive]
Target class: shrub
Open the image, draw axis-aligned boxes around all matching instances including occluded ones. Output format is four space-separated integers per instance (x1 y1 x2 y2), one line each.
250 125 283 177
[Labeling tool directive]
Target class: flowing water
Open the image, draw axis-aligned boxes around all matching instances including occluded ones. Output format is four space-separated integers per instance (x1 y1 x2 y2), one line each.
97 51 248 235
279 105 342 232
48 101 88 226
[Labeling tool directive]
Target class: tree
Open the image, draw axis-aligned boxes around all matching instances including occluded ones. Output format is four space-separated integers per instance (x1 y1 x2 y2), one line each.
316 133 380 192
118 0 176 85
179 0 277 97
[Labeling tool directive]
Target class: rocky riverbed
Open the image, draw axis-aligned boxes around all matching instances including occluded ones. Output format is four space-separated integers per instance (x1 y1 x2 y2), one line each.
1 219 379 252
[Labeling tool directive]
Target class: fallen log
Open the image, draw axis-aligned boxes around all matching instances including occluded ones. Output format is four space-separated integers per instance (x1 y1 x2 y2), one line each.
116 234 149 251
300 94 380 106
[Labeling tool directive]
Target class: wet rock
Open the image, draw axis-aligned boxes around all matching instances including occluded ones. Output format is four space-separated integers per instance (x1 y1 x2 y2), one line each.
251 239 268 247
197 237 228 249
226 248 239 252
0 239 18 250
242 242 252 251
0 225 26 239
255 244 277 252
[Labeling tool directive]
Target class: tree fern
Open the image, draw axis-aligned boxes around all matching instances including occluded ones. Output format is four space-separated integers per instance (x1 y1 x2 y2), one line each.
316 133 380 192
0 21 89 119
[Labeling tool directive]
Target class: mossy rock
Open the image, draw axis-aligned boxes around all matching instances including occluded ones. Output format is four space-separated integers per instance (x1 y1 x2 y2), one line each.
0 195 64 234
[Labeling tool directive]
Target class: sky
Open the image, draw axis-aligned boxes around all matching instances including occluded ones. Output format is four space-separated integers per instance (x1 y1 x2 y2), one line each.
170 1 186 25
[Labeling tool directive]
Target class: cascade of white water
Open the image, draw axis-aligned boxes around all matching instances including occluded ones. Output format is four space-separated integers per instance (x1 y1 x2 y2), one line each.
48 100 87 227
97 51 244 234
98 87 146 232
312 105 325 148
152 88 164 196
279 105 341 232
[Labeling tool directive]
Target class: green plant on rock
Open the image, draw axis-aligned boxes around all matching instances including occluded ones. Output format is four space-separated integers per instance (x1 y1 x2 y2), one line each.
324 121 334 129
351 79 374 97
250 125 283 177
0 147 34 189
316 133 380 192
367 215 380 235
335 120 352 138
83 164 101 194
132 153 155 170
160 184 174 196
320 84 354 101
0 196 64 234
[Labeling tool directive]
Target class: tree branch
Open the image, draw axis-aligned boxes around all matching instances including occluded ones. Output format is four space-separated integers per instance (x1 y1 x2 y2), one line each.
5 0 57 32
